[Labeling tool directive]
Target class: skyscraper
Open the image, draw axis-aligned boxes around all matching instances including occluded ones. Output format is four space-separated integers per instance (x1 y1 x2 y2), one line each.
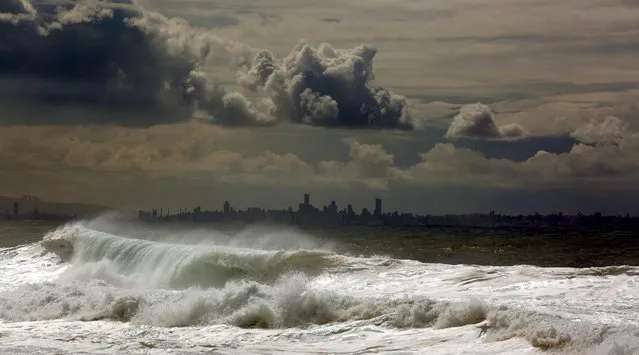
304 193 310 206
374 198 382 218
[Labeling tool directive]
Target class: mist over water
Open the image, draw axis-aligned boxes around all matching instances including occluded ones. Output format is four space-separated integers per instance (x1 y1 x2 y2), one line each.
0 216 638 354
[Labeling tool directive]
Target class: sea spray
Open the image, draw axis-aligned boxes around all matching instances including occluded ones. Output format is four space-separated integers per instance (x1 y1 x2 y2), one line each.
75 214 336 252
41 223 339 289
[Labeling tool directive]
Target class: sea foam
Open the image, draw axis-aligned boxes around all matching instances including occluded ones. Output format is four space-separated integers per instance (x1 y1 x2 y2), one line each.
0 218 637 354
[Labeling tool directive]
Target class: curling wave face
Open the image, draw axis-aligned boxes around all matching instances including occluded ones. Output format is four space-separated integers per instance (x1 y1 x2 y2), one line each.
41 223 339 289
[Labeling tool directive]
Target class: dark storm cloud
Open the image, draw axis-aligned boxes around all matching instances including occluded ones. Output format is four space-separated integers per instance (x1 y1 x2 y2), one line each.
238 42 415 130
0 1 415 130
0 0 271 126
0 0 30 13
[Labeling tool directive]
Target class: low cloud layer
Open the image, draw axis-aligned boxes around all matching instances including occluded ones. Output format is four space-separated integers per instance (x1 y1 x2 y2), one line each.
0 124 401 190
0 0 414 130
317 138 399 189
5 114 639 195
446 103 527 140
238 43 414 130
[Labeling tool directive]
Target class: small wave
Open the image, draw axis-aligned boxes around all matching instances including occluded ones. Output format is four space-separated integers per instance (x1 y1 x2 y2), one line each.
572 266 639 277
41 224 340 289
481 307 639 354
450 269 503 286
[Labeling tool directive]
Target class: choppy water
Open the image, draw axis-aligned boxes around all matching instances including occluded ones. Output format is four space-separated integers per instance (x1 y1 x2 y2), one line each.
0 216 638 354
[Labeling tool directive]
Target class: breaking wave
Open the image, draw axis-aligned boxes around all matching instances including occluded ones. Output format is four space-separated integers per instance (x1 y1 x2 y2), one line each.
0 272 488 329
0 271 637 354
41 223 339 289
0 218 638 354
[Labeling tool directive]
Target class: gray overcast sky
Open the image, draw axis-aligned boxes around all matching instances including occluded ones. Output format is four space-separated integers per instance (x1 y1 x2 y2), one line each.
1 0 639 214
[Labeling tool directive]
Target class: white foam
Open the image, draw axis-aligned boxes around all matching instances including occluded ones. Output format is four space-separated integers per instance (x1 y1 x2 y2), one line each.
0 244 68 289
1 219 638 354
0 271 491 330
0 320 542 354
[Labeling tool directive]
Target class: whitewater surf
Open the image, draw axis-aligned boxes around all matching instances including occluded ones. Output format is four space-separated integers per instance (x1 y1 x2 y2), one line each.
0 218 638 354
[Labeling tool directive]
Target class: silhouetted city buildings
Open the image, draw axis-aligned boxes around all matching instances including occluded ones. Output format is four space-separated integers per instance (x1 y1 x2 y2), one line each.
4 201 76 222
374 198 382 219
138 193 639 230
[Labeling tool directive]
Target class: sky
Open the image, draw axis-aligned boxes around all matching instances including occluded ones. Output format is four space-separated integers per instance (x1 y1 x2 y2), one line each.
1 0 639 215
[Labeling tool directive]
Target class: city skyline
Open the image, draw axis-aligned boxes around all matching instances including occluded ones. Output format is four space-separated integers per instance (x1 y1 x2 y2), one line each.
1 1 639 214
2 192 639 230
138 192 639 229
3 190 639 218
4 192 639 220
142 192 638 219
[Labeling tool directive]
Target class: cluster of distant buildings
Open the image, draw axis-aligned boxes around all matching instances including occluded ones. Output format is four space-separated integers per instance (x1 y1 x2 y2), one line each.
3 200 76 222
138 193 639 230
138 194 394 226
2 193 638 229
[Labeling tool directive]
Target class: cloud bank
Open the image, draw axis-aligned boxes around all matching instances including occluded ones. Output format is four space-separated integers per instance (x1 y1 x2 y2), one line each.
3 111 639 196
0 0 414 130
238 42 414 130
446 103 527 140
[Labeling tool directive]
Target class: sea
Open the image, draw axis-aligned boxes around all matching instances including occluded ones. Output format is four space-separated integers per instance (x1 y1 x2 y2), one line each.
1 214 638 354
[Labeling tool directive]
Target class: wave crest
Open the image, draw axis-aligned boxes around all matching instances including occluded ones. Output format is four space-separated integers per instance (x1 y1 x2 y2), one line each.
41 223 339 289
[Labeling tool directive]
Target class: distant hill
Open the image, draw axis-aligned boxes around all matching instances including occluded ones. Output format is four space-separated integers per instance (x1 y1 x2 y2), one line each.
0 195 110 217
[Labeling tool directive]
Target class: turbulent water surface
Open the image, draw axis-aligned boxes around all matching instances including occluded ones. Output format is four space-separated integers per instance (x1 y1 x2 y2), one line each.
0 217 638 354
